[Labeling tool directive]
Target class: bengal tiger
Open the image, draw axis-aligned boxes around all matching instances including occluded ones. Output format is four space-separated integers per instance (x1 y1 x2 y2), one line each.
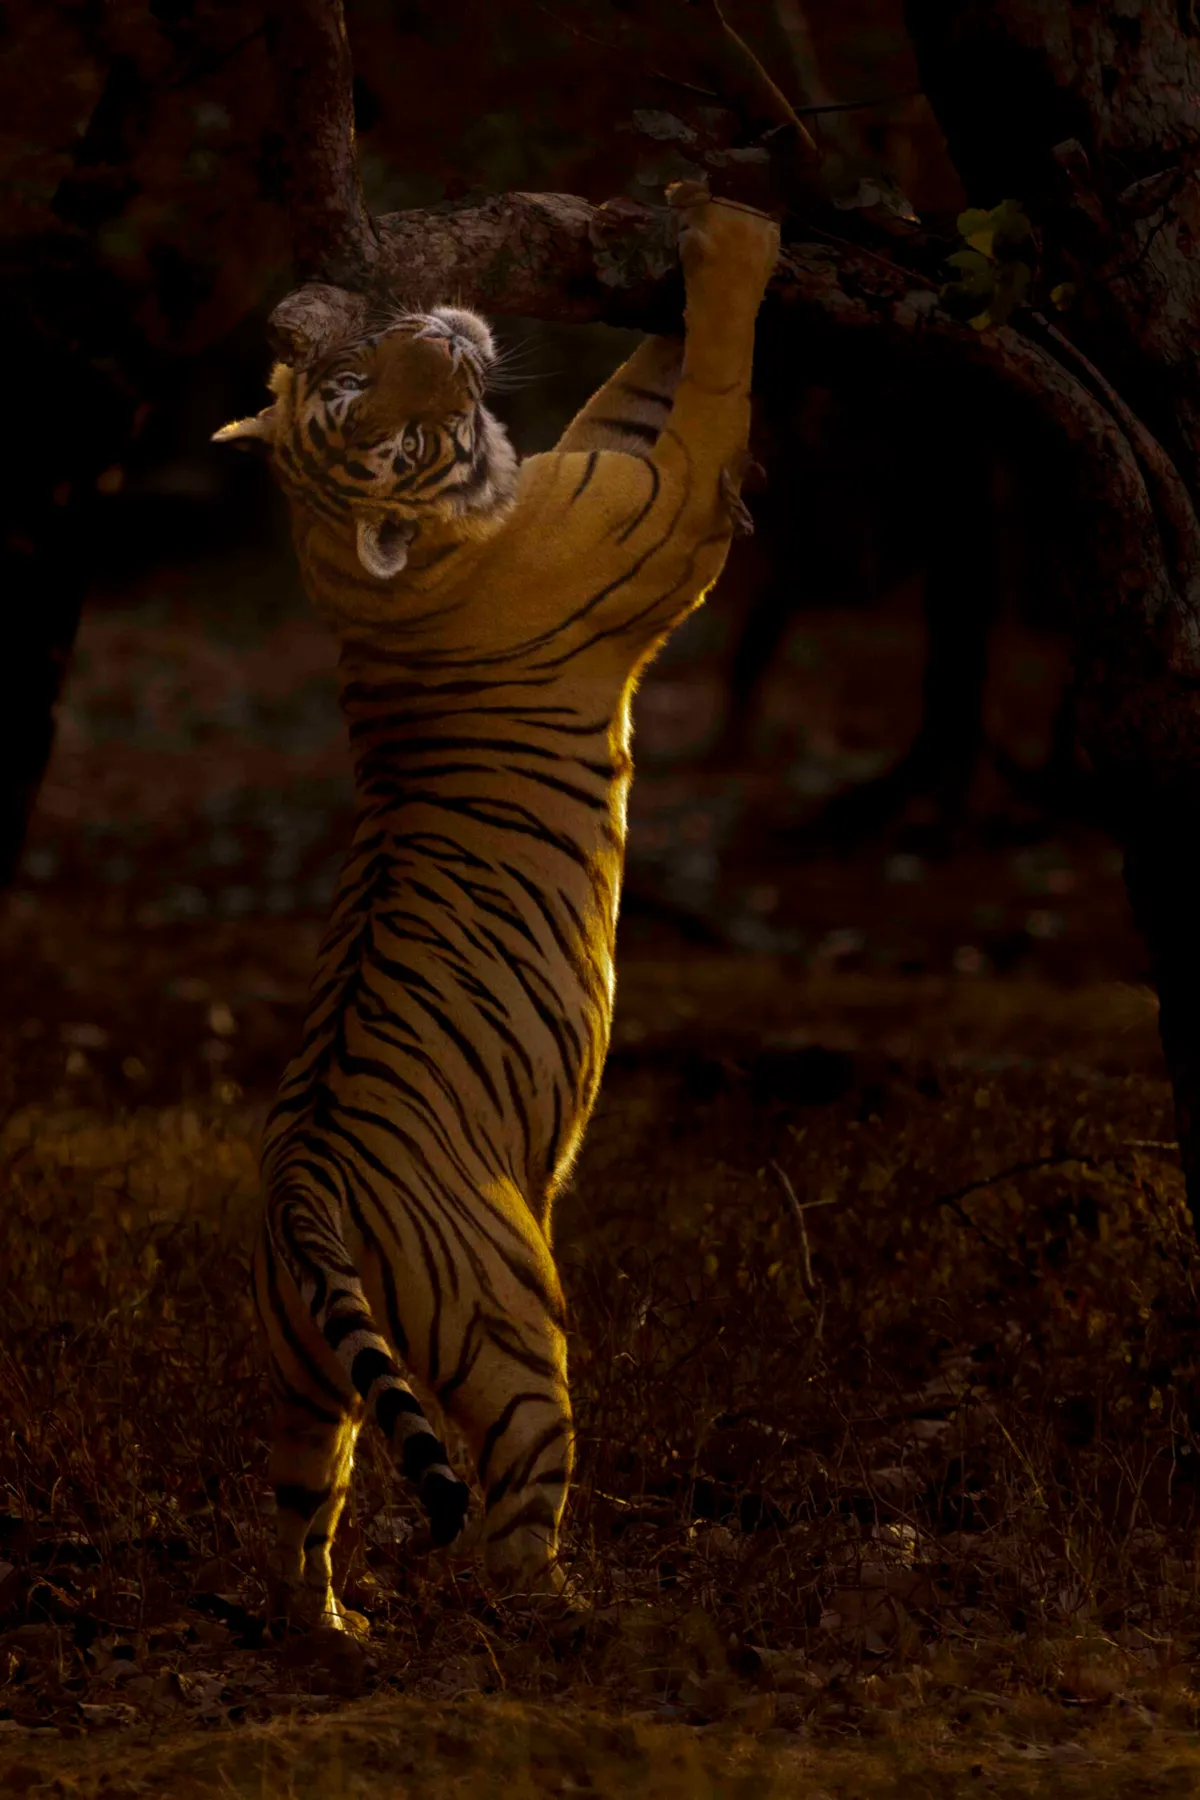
214 184 779 1625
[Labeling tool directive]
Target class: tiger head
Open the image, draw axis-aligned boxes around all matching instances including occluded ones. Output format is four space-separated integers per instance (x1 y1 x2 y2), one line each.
214 302 518 581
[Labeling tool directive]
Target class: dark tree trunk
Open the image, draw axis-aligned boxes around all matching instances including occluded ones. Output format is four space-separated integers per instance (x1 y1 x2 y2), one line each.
0 240 144 885
0 513 87 888
0 52 157 887
904 0 1200 1220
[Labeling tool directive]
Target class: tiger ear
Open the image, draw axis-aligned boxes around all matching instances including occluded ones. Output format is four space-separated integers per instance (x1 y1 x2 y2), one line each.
356 517 415 581
212 406 278 449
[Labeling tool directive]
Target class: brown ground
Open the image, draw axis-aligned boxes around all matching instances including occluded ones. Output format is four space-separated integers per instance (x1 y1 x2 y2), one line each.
3 537 1199 1796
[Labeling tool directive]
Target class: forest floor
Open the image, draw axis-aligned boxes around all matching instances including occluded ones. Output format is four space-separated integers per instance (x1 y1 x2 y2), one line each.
3 542 1200 1795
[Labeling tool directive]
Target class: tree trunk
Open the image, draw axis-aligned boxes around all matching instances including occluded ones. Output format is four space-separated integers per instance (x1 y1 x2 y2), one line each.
904 0 1200 1215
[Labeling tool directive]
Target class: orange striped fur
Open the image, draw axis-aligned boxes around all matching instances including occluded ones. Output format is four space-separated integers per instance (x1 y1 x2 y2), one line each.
215 190 779 1623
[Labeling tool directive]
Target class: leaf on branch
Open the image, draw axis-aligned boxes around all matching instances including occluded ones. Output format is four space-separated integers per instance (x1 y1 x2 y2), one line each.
630 109 697 145
956 207 995 239
832 177 920 228
957 199 1033 256
943 248 996 319
945 248 993 286
990 258 1031 320
944 199 1037 331
704 147 771 167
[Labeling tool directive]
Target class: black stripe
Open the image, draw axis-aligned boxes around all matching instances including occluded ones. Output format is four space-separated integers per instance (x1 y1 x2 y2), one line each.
377 1385 426 1437
324 1308 374 1350
508 1418 571 1494
398 791 593 871
477 1392 548 1483
548 1082 563 1174
350 1344 396 1396
473 921 581 1086
403 1431 453 1481
424 1471 471 1545
376 1231 411 1358
590 415 660 445
503 1056 533 1178
260 1231 350 1406
616 455 662 544
571 450 599 500
615 381 672 407
484 1494 557 1545
500 861 600 1001
437 1309 485 1404
483 1321 563 1376
365 952 505 1112
274 1380 343 1427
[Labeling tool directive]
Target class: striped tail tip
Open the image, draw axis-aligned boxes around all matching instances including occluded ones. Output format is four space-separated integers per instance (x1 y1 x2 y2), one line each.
424 1469 472 1546
377 1382 471 1547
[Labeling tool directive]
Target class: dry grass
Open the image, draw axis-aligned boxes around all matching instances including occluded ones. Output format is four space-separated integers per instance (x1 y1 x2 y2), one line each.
5 999 1200 1793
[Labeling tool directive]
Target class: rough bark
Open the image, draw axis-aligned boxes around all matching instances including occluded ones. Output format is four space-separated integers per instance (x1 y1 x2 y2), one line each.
264 0 378 287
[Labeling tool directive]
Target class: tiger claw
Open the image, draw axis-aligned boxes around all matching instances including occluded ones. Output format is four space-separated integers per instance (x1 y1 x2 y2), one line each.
720 466 755 536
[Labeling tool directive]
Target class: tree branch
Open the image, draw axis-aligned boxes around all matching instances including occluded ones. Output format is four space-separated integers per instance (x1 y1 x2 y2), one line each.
264 0 378 288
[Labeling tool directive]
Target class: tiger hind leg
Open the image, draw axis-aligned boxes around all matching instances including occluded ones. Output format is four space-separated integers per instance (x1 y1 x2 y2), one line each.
267 1389 362 1632
446 1314 575 1597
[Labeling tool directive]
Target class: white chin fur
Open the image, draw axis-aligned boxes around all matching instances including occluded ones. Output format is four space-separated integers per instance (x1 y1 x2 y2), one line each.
356 517 414 580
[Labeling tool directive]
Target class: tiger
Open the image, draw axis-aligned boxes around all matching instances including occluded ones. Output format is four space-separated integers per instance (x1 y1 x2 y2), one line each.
213 184 779 1625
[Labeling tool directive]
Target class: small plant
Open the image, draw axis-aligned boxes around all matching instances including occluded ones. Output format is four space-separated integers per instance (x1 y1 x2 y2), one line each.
942 200 1039 330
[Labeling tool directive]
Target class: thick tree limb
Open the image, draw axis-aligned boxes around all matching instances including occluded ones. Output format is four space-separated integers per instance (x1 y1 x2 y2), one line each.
264 0 378 287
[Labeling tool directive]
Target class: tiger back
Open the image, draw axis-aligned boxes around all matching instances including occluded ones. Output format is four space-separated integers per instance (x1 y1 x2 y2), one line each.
214 188 779 1621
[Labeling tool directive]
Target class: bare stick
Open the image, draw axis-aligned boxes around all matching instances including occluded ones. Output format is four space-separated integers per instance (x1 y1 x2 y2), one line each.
770 1161 832 1297
687 0 819 156
264 0 378 287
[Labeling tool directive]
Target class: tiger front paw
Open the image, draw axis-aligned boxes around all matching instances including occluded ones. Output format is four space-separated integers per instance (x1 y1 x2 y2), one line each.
667 183 780 308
